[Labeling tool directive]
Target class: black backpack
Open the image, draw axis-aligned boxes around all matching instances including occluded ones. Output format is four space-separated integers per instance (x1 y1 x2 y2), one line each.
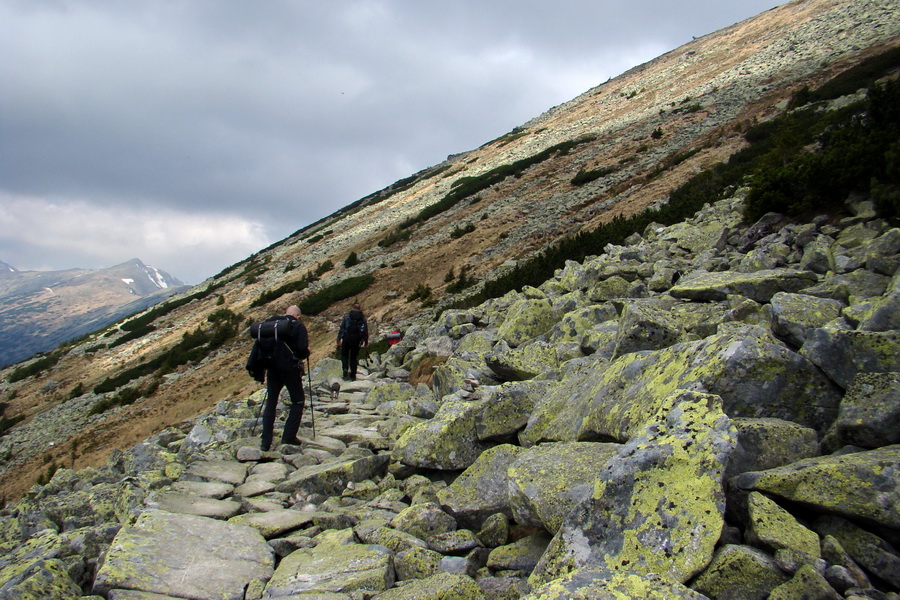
343 313 367 344
246 317 301 379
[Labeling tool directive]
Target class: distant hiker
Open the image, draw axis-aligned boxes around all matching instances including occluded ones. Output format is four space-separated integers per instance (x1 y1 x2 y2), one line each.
336 303 368 381
387 327 403 346
246 305 309 451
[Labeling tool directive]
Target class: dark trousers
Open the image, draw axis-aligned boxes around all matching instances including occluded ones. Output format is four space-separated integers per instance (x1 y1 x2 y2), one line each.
341 342 361 378
261 367 305 450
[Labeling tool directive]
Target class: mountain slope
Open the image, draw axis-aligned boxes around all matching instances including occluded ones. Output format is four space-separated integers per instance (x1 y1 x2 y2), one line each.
0 0 898 503
0 259 187 368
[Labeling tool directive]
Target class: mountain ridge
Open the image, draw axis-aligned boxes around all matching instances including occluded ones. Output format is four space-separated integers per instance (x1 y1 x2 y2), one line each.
0 258 187 368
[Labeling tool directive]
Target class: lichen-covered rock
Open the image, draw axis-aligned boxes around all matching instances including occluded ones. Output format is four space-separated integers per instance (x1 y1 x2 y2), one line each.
612 297 684 357
725 418 819 478
523 326 840 444
690 544 789 600
767 563 841 600
276 453 390 496
745 492 820 558
829 371 900 448
496 299 557 348
530 391 736 586
477 513 510 548
391 503 457 541
92 510 274 599
476 381 547 442
523 567 711 599
485 341 559 381
227 508 317 539
393 401 487 471
486 532 552 574
373 572 485 600
367 382 418 406
734 445 900 529
436 444 524 530
813 515 900 589
800 328 900 389
670 268 817 302
547 304 618 346
265 535 394 596
507 441 619 533
770 292 844 347
394 546 443 581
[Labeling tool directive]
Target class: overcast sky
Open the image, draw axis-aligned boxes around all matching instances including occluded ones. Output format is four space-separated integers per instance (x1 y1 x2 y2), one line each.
1 1 782 284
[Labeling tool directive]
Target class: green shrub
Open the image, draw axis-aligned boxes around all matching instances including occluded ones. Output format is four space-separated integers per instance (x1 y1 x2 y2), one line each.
379 228 413 248
450 224 476 239
7 349 65 383
571 166 617 186
298 275 375 316
344 252 360 268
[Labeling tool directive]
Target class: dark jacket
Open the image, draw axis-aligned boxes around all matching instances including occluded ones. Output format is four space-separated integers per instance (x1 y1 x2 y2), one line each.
337 309 368 345
246 315 309 382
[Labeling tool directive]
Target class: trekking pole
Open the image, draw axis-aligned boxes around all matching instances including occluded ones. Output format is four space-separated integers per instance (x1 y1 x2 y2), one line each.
251 388 267 437
306 357 316 438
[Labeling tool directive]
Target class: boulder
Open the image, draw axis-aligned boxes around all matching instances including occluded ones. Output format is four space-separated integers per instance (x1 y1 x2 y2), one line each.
265 535 394 596
524 567 711 599
92 510 274 599
485 340 559 381
767 563 841 600
670 268 817 302
813 515 900 589
276 453 390 496
436 444 524 529
523 326 840 444
391 502 457 541
800 328 900 389
392 401 487 471
769 292 843 347
373 572 485 600
830 371 900 448
496 298 557 347
486 531 552 574
744 492 820 558
725 418 819 478
507 441 620 533
475 381 547 442
734 445 900 529
691 544 790 600
530 391 736 586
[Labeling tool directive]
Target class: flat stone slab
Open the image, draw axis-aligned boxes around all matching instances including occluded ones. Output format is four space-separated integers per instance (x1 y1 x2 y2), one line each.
145 491 242 519
228 508 318 539
93 510 273 600
184 459 248 486
170 480 234 499
265 540 394 595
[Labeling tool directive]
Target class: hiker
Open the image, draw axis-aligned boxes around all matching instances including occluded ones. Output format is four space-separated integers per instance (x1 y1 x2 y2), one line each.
387 327 403 346
248 305 309 451
336 303 368 381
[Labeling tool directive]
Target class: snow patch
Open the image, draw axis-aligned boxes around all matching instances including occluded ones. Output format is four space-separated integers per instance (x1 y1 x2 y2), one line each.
122 278 135 285
146 266 169 289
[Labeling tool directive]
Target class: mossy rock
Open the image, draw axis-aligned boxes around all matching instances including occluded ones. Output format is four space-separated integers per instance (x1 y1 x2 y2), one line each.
691 544 789 600
735 445 900 529
392 401 487 471
374 572 485 600
496 298 557 348
525 567 710 599
530 391 736 586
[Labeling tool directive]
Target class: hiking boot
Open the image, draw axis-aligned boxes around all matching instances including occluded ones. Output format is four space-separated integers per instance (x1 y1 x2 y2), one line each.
281 437 303 447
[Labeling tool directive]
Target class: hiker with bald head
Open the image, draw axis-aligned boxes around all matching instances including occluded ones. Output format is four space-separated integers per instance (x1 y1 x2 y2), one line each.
246 304 309 451
336 303 368 381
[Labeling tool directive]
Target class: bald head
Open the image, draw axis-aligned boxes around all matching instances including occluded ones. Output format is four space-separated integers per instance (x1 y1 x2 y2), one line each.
286 305 302 319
